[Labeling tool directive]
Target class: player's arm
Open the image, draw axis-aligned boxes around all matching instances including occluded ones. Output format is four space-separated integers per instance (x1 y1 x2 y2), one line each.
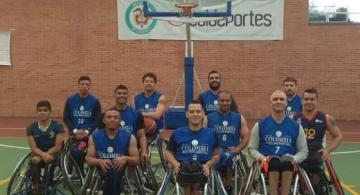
46 124 65 156
165 135 180 174
233 115 250 153
26 126 54 162
142 95 167 119
136 113 148 161
321 114 343 160
124 135 140 166
90 99 102 132
293 125 308 163
248 123 266 162
86 136 112 172
63 99 75 134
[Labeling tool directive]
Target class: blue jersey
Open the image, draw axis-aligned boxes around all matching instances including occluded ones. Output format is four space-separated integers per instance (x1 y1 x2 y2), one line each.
286 95 302 116
111 106 144 136
207 111 241 149
63 93 101 134
293 111 327 151
134 91 163 129
258 116 299 156
92 129 131 160
167 127 218 163
26 120 64 151
198 90 219 115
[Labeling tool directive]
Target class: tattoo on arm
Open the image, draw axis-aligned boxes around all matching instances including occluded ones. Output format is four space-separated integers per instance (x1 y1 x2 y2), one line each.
329 115 337 126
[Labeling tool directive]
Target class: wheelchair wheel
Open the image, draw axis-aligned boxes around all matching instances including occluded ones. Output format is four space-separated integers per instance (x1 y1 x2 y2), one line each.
80 167 102 195
325 159 345 195
156 137 169 172
7 153 32 195
59 152 84 195
234 154 249 195
140 161 159 192
240 162 265 195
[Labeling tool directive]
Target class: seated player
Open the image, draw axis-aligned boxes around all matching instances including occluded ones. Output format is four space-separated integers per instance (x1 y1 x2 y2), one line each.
293 88 342 194
207 90 250 194
165 100 220 195
86 109 139 195
248 90 308 195
27 100 64 194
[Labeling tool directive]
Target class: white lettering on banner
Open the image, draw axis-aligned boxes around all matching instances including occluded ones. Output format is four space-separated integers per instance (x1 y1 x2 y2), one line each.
117 0 284 40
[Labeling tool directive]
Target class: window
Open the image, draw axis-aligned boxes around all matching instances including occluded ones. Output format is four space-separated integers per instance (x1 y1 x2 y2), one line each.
309 0 360 24
0 31 11 66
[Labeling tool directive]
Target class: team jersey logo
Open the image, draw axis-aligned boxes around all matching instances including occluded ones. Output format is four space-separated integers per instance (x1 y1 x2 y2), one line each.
275 131 282 137
286 106 292 111
222 120 228 126
213 100 218 106
80 106 84 111
315 119 323 123
120 120 126 126
107 146 114 153
145 104 150 109
49 131 55 139
192 139 199 146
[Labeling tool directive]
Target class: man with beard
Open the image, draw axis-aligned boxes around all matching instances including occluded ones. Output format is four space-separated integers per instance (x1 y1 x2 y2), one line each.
166 100 220 195
207 91 250 194
283 76 302 116
133 72 167 140
248 90 308 195
112 84 148 161
292 88 342 194
86 109 139 195
198 70 238 115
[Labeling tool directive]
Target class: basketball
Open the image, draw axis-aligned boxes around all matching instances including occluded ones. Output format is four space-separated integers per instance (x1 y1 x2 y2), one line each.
144 117 157 136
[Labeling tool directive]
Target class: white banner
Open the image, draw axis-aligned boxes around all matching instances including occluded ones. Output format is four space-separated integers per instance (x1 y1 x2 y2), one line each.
117 0 283 40
0 31 11 66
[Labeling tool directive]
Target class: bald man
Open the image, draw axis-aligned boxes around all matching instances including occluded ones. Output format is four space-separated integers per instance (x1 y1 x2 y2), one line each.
248 90 308 195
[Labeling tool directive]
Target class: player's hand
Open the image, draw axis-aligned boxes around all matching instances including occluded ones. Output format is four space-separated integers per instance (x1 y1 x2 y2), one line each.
41 153 54 164
31 156 42 164
140 151 149 162
98 159 112 173
172 161 180 176
282 154 296 164
228 146 239 154
75 129 86 139
319 148 330 160
202 163 210 177
113 157 127 171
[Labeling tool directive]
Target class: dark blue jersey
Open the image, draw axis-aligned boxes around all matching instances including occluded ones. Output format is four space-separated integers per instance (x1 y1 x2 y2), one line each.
26 120 64 151
134 91 163 129
198 90 238 115
286 95 302 116
92 128 131 160
293 111 327 151
167 127 218 163
258 116 299 156
207 111 241 149
111 106 144 136
63 93 101 134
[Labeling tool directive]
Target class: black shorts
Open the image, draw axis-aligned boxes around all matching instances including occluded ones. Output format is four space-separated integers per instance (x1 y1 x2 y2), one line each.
301 150 323 174
177 160 206 186
268 158 294 173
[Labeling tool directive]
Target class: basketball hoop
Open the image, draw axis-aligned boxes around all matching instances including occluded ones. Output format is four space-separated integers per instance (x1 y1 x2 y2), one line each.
175 2 198 17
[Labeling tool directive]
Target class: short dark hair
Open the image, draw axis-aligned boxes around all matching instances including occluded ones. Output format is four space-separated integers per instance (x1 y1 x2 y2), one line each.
114 84 128 94
189 99 201 105
208 70 221 80
142 72 157 83
36 100 51 111
303 87 318 98
283 76 297 85
78 75 91 83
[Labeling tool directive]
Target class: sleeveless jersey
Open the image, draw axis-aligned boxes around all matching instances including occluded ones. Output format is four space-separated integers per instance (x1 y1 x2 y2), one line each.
111 106 143 136
293 111 327 151
26 120 64 151
169 127 218 162
286 95 302 116
134 91 163 129
92 129 131 159
258 116 299 156
207 111 241 149
65 93 99 132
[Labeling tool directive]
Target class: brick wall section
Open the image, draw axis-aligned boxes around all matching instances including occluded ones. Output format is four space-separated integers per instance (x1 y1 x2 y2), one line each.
0 0 359 120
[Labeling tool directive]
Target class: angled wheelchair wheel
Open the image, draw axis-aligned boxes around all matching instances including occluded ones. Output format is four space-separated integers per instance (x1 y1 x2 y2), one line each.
240 161 265 195
156 137 169 173
234 152 251 195
80 166 102 195
325 159 345 195
140 160 159 192
293 167 316 195
7 153 32 195
59 152 84 195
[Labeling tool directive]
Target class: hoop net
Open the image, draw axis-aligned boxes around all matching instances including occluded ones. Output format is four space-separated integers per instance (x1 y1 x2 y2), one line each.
175 2 198 17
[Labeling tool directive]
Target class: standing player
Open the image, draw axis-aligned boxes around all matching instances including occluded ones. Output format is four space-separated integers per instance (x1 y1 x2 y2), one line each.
248 90 308 195
207 90 249 193
133 72 167 140
63 75 101 170
283 76 302 116
293 88 342 194
198 70 238 115
27 100 64 194
166 100 220 195
112 84 148 161
86 109 139 195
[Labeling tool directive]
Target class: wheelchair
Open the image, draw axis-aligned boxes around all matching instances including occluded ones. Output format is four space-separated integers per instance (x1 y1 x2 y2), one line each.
157 167 228 195
7 151 84 195
240 161 315 195
305 158 345 195
80 165 145 195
